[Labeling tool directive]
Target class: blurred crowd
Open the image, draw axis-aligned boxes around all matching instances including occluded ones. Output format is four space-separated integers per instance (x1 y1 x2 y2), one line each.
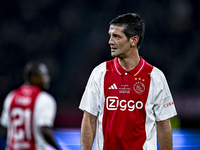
0 0 200 128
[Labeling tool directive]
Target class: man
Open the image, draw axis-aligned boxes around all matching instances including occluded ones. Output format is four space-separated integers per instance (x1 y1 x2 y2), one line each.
0 61 60 150
79 13 177 150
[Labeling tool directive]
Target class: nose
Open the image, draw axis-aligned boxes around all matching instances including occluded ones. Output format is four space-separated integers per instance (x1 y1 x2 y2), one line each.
108 36 114 45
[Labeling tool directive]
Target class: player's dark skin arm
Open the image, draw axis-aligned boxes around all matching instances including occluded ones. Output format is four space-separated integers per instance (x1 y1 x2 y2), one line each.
0 125 7 139
157 119 173 150
40 126 61 150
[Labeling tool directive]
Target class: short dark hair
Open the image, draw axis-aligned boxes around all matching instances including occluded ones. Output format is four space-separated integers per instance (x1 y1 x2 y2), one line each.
110 13 145 48
23 60 44 82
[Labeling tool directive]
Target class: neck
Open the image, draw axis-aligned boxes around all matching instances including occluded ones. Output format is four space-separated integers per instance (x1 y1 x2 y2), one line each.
118 53 140 71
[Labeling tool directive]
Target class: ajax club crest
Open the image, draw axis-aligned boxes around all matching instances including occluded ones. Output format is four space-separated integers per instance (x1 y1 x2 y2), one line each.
133 82 145 94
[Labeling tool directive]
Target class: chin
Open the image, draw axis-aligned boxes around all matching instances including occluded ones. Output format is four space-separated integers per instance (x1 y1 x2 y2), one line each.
44 85 50 90
111 52 118 58
41 83 50 90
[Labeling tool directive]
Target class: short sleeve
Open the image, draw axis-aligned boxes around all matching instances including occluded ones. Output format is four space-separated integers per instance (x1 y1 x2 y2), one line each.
34 92 57 127
79 87 99 116
0 92 14 127
152 68 177 121
79 63 106 116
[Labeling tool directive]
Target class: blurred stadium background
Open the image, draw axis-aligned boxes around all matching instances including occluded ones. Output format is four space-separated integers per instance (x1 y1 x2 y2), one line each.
0 0 200 149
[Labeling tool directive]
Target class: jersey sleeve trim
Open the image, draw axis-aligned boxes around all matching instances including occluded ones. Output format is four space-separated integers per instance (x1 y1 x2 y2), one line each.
156 112 177 121
79 105 98 116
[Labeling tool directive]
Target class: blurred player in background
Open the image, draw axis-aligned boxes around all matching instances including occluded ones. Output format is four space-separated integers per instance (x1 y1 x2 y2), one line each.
79 13 177 150
0 61 60 150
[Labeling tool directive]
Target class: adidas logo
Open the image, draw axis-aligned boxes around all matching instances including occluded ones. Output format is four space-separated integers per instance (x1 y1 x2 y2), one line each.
108 83 118 89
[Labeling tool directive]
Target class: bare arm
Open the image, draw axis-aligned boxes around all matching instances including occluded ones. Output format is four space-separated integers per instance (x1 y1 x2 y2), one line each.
157 119 173 150
40 126 61 150
0 125 7 139
81 111 97 150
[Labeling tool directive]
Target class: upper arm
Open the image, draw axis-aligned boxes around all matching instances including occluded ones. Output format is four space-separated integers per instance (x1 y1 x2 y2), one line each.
80 111 97 150
81 111 97 138
157 119 172 150
157 119 172 140
82 111 97 129
157 119 171 131
40 126 52 136
0 124 7 139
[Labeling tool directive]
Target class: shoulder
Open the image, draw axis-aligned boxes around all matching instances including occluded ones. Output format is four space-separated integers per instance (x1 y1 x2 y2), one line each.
92 62 107 74
38 91 54 99
151 67 168 87
89 62 107 80
151 67 166 79
36 91 56 106
85 61 108 90
140 58 166 81
3 91 15 108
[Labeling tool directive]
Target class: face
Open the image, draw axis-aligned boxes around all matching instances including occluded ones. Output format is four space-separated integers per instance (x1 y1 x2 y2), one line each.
108 25 131 58
37 64 51 90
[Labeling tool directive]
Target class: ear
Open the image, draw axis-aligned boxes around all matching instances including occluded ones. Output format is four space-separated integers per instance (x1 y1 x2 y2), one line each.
130 36 139 47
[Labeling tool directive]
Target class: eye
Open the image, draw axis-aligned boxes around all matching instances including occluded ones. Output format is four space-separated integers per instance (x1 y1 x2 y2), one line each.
113 34 120 39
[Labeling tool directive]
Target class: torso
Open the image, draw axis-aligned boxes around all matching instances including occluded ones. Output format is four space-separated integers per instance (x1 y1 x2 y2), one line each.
79 57 177 150
8 85 41 150
102 57 153 149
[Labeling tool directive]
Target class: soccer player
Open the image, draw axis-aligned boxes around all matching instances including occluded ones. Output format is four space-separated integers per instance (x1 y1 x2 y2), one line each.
0 61 60 150
79 13 177 150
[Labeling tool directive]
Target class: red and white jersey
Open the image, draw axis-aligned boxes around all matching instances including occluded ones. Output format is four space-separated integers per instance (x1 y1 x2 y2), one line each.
1 85 57 150
79 57 177 150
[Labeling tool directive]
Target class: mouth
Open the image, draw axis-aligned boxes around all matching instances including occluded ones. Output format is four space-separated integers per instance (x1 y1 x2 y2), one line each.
110 47 117 51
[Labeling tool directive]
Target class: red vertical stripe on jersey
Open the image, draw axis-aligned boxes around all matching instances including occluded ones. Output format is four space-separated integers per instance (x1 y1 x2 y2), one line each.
102 58 153 150
8 85 41 150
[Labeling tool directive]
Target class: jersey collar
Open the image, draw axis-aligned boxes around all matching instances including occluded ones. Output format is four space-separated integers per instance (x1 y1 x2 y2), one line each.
114 56 145 76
